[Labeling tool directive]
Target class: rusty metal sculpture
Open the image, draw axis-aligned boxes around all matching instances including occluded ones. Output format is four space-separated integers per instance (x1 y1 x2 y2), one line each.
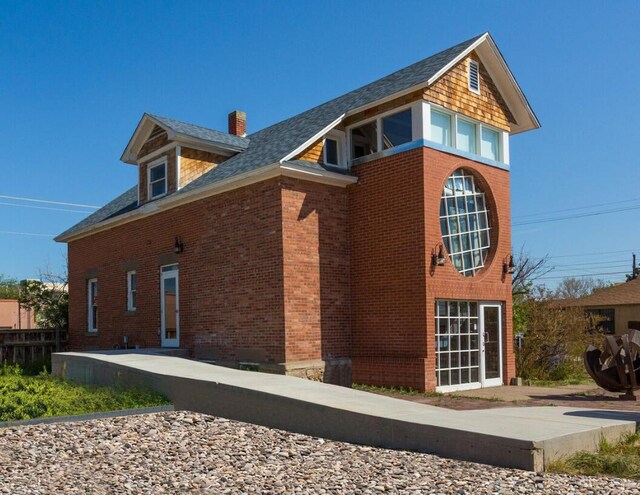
584 329 640 400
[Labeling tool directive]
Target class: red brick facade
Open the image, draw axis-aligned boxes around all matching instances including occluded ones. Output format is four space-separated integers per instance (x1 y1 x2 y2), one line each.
68 177 351 373
349 147 515 390
68 147 515 391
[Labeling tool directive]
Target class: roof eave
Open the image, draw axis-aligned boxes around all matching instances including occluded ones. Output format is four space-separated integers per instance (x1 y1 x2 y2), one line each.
120 114 249 165
55 163 357 243
475 34 541 134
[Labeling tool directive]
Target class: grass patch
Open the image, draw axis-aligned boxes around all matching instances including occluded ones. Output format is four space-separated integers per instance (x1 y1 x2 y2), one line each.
524 377 593 387
549 433 640 479
353 383 443 398
0 364 170 422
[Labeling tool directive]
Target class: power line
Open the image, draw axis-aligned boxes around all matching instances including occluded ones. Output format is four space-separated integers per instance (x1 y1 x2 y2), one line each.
0 194 99 209
548 249 640 259
0 230 55 238
513 204 640 227
514 197 640 220
536 270 628 281
0 202 91 214
552 259 629 268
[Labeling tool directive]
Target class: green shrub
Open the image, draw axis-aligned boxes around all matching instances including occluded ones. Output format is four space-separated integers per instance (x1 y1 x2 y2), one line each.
0 365 170 422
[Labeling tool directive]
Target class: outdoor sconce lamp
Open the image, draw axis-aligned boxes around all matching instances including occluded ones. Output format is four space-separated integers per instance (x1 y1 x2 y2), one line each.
432 244 446 267
503 255 515 275
174 237 184 254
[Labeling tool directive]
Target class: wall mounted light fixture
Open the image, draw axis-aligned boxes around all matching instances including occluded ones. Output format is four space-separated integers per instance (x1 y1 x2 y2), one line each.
503 254 515 275
174 237 184 254
432 244 446 267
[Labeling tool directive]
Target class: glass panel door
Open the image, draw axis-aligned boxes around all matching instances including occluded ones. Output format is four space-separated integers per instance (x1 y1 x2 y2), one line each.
480 304 502 387
161 267 179 347
435 301 480 392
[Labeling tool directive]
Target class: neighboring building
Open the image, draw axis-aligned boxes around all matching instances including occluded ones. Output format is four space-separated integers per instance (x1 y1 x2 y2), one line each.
56 33 539 392
562 279 640 335
0 300 34 330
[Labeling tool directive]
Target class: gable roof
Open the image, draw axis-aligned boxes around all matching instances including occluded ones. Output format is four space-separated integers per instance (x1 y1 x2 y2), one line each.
121 114 250 163
563 279 640 307
149 114 250 150
57 32 539 242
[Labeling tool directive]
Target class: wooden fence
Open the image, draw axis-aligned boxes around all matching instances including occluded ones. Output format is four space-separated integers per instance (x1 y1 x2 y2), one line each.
0 328 68 366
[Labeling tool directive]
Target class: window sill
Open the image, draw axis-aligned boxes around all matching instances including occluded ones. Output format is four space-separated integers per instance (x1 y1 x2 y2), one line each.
84 331 98 337
125 310 137 316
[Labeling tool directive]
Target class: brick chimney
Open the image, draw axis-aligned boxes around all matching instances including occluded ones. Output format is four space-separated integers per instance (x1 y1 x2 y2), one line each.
228 110 247 137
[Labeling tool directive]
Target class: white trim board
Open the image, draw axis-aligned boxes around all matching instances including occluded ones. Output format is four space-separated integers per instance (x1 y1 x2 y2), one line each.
56 163 357 243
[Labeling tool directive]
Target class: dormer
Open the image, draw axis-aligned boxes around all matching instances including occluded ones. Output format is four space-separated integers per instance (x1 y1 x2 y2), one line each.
121 113 250 205
288 33 538 172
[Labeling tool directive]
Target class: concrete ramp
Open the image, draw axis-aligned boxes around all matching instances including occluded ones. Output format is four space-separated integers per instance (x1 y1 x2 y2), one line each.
52 352 640 472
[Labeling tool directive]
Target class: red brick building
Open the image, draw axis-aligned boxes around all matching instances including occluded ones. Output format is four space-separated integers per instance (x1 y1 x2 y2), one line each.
57 33 539 392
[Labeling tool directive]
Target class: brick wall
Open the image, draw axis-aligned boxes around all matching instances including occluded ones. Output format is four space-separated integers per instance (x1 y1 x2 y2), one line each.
68 177 352 375
280 179 351 363
68 178 285 362
348 148 430 389
349 146 515 391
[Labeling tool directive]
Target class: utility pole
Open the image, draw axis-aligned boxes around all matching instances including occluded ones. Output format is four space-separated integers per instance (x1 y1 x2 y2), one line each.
632 253 638 281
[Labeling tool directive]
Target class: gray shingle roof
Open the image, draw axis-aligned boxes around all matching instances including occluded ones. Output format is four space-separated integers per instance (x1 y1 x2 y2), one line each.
57 34 483 241
148 114 250 150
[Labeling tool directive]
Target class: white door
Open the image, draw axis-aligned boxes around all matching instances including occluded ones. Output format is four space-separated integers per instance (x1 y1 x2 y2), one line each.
479 303 502 387
160 265 179 347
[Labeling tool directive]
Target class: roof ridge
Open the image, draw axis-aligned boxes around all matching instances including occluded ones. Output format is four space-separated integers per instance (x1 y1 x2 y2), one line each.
147 113 229 137
246 33 486 139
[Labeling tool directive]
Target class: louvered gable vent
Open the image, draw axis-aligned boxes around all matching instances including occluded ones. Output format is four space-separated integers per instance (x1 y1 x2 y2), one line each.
468 60 480 93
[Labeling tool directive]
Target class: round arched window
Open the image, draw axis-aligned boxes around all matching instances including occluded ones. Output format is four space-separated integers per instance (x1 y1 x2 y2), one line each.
440 169 491 276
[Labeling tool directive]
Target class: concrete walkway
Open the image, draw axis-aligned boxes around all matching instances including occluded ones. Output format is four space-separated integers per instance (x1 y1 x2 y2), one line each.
52 352 640 473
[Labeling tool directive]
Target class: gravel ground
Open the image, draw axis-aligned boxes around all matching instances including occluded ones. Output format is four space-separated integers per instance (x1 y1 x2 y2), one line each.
0 411 638 494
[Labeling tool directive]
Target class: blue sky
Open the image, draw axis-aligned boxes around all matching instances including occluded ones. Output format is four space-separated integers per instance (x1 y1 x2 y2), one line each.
1 1 639 286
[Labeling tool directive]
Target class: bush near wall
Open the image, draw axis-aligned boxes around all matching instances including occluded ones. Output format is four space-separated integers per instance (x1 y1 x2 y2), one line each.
514 289 604 381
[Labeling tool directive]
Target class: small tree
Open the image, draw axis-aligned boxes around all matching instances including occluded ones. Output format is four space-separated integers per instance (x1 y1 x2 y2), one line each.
0 275 20 299
18 267 68 329
554 277 610 300
515 286 604 380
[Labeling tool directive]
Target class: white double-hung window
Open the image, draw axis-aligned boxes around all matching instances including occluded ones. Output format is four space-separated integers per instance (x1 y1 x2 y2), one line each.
87 278 98 332
147 158 167 200
127 271 137 311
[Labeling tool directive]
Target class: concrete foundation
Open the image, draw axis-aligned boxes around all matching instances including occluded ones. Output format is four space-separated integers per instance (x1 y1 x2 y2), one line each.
52 351 640 473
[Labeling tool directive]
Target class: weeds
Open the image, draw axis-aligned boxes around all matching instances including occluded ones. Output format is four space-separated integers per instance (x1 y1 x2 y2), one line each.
549 433 640 479
0 364 170 422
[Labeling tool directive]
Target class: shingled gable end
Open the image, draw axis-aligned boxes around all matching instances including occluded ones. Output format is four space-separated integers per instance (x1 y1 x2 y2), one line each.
57 33 539 392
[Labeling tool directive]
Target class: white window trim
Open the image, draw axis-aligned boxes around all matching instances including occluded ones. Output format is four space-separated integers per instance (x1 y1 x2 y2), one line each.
346 102 415 162
322 129 347 168
429 104 504 163
87 278 98 333
456 115 479 155
147 157 168 200
468 59 480 95
127 271 137 311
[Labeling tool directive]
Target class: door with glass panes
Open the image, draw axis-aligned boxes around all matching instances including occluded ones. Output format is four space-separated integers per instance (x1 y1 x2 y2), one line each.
435 301 502 392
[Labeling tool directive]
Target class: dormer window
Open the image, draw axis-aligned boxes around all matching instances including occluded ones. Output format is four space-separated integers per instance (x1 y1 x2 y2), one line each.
349 106 414 161
324 138 339 165
382 108 412 149
148 158 167 200
429 106 504 164
468 60 480 94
